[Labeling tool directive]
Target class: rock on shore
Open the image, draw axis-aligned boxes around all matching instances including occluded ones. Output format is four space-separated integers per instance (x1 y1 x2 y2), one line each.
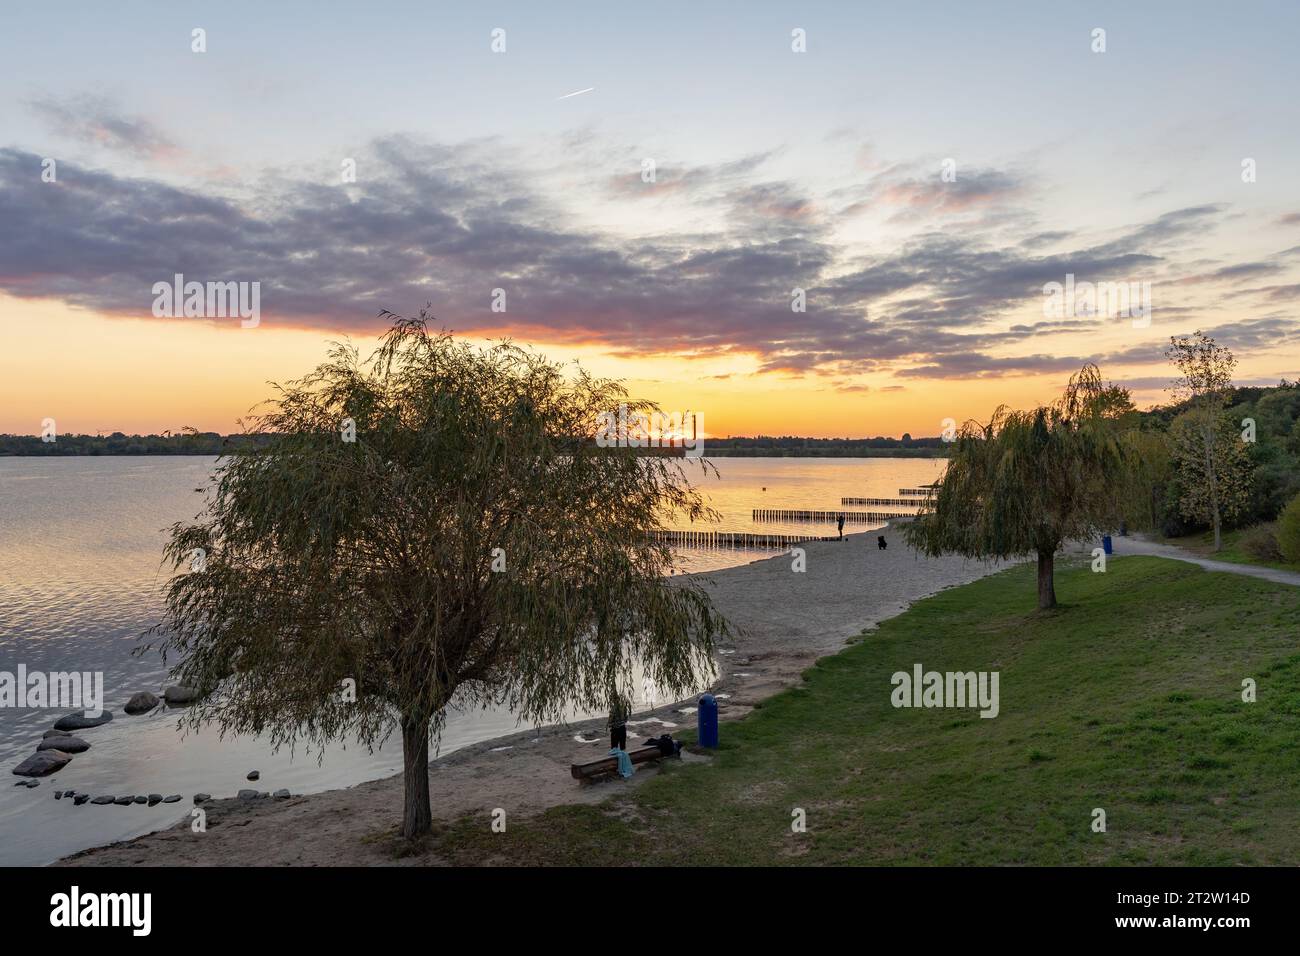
12 750 72 777
53 710 114 732
124 691 160 715
163 686 200 705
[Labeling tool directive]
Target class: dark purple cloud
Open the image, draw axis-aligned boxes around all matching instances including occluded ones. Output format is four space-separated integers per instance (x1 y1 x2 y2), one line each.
1 137 1296 380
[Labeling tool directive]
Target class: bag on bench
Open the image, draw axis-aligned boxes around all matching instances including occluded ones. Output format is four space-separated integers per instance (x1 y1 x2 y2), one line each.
643 734 682 758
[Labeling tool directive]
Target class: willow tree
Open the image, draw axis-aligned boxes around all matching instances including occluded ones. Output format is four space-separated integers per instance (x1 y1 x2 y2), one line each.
905 364 1130 609
142 311 729 838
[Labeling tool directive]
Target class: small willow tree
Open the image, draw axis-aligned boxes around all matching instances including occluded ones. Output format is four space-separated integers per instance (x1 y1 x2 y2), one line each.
905 364 1131 610
143 311 730 838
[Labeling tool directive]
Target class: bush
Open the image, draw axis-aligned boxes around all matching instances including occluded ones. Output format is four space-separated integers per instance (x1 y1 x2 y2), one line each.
1241 523 1283 562
1278 495 1300 563
1159 482 1195 537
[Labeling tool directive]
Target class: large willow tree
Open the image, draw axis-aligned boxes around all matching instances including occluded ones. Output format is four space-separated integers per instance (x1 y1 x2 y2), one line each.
905 364 1132 609
144 311 729 838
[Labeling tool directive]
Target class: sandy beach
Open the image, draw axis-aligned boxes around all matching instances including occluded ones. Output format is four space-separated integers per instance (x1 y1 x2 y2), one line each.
58 528 1011 866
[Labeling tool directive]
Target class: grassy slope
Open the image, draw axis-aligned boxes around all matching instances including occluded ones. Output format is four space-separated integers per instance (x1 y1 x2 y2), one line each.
424 556 1300 866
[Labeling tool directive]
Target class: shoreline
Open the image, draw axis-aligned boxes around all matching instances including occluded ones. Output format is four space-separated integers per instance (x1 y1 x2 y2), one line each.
57 527 1012 866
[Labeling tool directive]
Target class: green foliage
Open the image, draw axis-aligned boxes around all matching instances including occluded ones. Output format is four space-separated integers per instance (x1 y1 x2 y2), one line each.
1167 411 1253 528
1277 494 1300 563
1231 385 1300 522
904 364 1134 607
1137 380 1300 534
1164 331 1252 550
141 311 731 834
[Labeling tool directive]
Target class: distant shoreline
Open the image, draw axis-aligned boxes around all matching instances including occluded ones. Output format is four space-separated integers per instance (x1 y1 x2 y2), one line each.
1 433 949 458
2 447 948 459
697 449 948 458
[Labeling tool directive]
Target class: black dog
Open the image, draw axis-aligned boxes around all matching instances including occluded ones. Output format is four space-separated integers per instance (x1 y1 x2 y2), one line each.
877 535 888 550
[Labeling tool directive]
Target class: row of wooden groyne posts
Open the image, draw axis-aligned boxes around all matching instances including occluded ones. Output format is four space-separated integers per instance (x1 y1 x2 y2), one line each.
841 488 936 506
649 529 844 549
752 508 910 523
652 486 936 551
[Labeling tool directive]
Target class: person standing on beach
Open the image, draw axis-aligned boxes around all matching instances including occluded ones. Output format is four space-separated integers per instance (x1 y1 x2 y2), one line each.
837 513 845 540
608 696 629 751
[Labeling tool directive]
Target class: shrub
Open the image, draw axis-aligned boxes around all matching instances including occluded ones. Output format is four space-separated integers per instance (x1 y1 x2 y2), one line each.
1277 494 1300 563
1241 523 1284 562
1159 482 1194 537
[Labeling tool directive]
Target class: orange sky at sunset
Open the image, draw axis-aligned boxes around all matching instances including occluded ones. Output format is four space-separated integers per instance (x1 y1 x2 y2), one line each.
5 6 1300 444
0 293 1246 440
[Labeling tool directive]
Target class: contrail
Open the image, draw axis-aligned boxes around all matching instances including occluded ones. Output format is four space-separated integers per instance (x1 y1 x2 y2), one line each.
557 87 595 100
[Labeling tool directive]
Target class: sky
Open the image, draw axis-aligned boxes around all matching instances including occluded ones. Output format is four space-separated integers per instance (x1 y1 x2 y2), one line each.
2 0 1300 438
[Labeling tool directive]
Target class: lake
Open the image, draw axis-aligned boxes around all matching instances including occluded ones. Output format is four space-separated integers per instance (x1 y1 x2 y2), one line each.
0 455 943 864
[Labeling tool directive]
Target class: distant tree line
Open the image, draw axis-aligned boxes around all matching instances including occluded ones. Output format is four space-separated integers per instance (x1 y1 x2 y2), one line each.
0 430 272 456
1137 374 1300 538
705 435 948 457
2 430 948 457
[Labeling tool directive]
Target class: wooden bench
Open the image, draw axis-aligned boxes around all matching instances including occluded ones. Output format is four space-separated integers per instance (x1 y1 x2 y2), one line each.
570 745 666 781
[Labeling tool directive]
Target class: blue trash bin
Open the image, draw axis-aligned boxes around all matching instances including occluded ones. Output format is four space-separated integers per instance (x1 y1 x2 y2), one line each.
1102 535 1113 555
698 693 719 748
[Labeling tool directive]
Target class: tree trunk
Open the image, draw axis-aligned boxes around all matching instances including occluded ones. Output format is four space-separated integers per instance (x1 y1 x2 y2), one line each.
1204 417 1222 552
400 715 432 839
1036 549 1057 610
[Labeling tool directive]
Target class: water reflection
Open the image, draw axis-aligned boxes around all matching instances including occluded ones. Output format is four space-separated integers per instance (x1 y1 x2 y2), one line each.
0 455 942 864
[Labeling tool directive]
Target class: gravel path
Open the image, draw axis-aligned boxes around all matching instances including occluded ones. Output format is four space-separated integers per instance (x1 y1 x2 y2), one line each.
1116 534 1300 587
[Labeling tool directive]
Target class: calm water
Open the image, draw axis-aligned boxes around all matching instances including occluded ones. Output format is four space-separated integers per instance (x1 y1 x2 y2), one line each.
0 455 943 865
667 456 943 570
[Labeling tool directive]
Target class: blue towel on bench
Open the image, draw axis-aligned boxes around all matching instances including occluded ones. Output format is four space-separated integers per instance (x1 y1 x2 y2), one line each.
608 747 634 778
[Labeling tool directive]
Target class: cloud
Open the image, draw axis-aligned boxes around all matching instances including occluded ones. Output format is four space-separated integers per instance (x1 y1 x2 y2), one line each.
875 167 1024 214
895 352 1094 380
1090 204 1225 257
1251 283 1300 302
1200 317 1300 352
1175 261 1284 285
29 95 180 161
2 131 1297 382
606 151 776 199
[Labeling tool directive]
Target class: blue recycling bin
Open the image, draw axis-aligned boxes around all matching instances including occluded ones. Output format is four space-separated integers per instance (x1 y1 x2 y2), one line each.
1102 535 1113 555
698 693 719 748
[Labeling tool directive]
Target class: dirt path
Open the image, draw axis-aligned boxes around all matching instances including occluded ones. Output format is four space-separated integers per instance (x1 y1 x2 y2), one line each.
58 528 1011 866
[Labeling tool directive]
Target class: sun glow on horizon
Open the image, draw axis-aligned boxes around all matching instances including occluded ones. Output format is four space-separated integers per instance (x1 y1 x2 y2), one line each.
0 294 1291 440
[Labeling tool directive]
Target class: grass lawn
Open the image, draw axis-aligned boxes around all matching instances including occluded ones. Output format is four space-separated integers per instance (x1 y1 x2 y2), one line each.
1159 525 1300 573
422 556 1300 866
